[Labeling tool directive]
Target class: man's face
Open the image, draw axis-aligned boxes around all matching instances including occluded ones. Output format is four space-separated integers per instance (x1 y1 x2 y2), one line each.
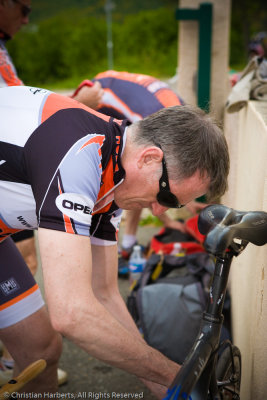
0 0 31 38
114 168 210 216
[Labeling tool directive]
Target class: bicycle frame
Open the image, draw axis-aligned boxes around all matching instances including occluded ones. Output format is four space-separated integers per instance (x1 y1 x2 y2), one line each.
164 250 235 400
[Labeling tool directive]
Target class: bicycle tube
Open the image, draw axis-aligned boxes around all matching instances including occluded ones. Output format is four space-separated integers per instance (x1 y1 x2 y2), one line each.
163 340 213 399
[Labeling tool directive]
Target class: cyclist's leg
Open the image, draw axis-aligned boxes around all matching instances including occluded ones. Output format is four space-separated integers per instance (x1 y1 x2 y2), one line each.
1 232 38 368
0 236 62 392
0 307 62 392
122 209 142 249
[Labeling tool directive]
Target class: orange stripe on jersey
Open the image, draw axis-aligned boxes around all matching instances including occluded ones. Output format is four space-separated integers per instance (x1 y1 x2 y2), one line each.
97 88 143 121
94 70 155 88
41 93 111 124
93 156 114 214
114 136 121 172
79 135 105 153
0 64 23 86
0 283 39 311
155 88 182 108
79 135 105 170
0 219 21 243
58 180 75 234
62 210 75 234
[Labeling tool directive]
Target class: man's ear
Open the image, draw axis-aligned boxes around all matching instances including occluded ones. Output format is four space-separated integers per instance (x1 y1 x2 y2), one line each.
136 146 162 169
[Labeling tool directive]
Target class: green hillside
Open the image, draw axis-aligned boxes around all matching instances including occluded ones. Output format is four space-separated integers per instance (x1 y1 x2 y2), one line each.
6 0 267 87
30 0 178 22
8 4 179 87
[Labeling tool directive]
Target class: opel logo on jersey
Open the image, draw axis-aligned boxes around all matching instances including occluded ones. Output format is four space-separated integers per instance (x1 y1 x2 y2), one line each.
56 193 94 224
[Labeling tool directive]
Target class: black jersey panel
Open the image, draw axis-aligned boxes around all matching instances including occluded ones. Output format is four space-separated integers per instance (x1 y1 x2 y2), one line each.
0 142 26 183
97 106 126 121
23 108 113 210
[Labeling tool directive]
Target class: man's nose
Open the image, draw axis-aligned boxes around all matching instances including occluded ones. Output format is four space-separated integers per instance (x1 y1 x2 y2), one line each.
150 202 169 216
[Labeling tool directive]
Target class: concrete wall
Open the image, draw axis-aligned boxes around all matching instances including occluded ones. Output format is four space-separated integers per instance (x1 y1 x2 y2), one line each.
223 102 267 400
177 0 231 121
176 2 267 396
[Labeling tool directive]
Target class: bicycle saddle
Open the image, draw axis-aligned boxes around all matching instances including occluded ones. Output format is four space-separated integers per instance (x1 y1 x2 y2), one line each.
198 204 267 255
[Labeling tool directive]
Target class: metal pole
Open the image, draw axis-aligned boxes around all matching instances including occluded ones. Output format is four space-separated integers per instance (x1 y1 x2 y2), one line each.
198 3 212 112
105 0 114 70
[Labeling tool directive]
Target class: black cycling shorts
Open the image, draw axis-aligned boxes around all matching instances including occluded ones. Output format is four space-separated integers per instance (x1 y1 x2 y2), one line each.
0 237 44 328
12 230 34 243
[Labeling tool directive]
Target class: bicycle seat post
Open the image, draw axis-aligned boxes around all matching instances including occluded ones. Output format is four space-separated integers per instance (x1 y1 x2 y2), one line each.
205 251 234 320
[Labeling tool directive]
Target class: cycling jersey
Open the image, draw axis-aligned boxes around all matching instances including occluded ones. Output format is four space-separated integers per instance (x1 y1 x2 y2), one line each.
0 35 23 87
93 70 184 122
0 34 31 243
0 86 129 246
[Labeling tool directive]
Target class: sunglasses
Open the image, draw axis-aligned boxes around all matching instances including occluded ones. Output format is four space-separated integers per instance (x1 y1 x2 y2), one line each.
13 0 31 17
156 144 185 209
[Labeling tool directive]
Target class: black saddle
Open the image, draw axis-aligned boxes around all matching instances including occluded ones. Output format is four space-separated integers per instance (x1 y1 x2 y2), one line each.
198 205 267 255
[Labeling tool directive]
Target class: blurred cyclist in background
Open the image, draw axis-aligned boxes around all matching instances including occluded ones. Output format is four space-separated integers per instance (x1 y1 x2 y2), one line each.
0 0 103 386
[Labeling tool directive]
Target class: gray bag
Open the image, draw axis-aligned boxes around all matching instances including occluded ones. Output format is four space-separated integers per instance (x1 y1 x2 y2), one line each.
127 252 215 364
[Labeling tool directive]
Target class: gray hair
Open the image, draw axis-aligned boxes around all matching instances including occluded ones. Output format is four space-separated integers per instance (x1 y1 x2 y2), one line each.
130 105 230 201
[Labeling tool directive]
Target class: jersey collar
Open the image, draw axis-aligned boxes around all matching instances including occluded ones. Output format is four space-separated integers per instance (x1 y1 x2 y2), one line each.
0 30 11 41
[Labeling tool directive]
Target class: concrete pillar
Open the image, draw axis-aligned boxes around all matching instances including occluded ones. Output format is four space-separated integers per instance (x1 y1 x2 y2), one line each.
177 0 231 121
223 102 267 399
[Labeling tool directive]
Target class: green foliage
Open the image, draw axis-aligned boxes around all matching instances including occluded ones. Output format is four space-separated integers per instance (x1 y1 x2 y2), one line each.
113 8 177 77
30 0 178 23
139 214 163 227
7 7 178 86
6 0 267 86
7 9 108 86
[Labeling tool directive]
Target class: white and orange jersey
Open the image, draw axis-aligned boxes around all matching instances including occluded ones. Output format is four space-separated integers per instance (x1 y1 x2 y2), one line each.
0 39 23 87
0 86 129 245
93 70 184 121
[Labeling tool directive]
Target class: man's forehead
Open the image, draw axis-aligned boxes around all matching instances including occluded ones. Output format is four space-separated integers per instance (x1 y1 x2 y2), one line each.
171 172 210 203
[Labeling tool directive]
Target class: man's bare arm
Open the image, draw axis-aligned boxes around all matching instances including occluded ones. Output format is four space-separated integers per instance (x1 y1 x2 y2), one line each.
91 243 175 397
72 81 104 109
38 228 179 392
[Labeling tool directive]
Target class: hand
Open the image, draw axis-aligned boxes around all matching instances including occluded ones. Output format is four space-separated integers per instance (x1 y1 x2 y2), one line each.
163 219 187 232
157 212 187 232
73 81 104 109
140 379 169 399
185 200 208 215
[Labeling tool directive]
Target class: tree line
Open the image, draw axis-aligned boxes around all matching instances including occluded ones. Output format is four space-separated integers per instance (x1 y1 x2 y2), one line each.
7 8 178 87
7 3 266 88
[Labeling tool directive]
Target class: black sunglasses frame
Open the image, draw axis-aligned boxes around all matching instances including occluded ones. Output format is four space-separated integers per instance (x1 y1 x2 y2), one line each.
155 143 185 209
13 0 31 17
